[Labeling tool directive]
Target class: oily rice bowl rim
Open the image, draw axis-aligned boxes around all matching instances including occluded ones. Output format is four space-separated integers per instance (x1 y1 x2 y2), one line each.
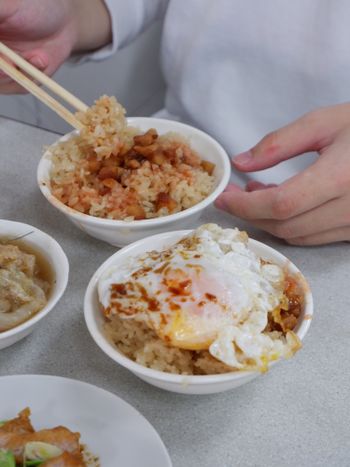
84 229 314 385
37 117 231 228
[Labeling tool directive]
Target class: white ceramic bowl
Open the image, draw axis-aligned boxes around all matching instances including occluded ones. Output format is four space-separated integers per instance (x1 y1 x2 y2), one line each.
37 117 230 247
84 230 313 395
0 220 69 349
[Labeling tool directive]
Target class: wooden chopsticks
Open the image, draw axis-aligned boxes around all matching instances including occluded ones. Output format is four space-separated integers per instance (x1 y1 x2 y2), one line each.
0 42 88 130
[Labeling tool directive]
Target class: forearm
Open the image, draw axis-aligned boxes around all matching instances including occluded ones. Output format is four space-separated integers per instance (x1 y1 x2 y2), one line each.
71 0 112 53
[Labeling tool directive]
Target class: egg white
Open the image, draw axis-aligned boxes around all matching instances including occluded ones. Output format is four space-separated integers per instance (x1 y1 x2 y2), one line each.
98 224 300 370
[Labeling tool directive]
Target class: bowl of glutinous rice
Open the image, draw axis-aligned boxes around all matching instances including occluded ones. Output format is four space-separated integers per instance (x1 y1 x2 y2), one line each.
37 96 230 247
84 225 313 394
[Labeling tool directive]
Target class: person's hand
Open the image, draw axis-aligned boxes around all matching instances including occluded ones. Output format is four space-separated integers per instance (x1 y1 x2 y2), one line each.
215 103 350 245
0 0 77 93
0 0 111 94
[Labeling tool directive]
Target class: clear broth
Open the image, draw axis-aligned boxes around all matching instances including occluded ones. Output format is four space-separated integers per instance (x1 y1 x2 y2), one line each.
0 236 55 299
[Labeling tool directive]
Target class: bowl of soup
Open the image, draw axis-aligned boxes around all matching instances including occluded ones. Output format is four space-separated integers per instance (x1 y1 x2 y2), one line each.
0 220 69 349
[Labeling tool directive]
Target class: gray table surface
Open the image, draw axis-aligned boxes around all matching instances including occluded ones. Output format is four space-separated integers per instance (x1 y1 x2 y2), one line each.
1 116 350 467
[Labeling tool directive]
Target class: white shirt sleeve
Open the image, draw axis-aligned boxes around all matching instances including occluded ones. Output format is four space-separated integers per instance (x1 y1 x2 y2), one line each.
84 0 168 62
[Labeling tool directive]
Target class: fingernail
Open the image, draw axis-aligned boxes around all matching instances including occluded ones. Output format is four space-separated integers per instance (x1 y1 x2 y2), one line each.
233 150 253 167
30 56 46 69
214 197 226 210
246 181 268 192
224 183 241 193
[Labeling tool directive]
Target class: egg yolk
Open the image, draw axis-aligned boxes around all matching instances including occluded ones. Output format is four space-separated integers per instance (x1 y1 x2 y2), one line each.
153 265 248 350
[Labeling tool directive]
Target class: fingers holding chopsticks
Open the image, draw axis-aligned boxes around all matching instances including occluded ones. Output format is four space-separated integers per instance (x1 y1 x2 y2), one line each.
0 42 87 129
0 46 49 94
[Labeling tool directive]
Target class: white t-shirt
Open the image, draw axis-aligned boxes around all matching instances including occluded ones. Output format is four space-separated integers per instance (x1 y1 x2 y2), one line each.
98 0 350 185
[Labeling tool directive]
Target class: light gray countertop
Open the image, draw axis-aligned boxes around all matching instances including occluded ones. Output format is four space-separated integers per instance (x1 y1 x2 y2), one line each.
1 117 350 467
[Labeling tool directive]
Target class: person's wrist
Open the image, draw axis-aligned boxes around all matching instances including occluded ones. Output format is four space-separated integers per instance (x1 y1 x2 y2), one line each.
71 0 112 54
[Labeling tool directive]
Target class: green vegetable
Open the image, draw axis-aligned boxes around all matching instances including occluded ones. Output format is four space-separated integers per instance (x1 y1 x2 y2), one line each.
23 442 62 463
0 449 15 467
0 421 7 427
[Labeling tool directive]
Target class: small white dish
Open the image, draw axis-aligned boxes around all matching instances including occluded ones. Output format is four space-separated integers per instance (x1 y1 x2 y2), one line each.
0 374 172 467
37 117 230 247
84 230 313 395
0 219 69 349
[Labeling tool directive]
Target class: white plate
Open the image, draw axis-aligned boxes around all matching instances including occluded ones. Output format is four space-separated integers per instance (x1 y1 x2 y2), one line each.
0 375 172 467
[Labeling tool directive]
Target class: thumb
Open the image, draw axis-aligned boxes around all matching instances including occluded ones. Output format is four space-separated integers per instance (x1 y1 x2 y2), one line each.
0 50 48 83
232 109 332 172
23 50 49 71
